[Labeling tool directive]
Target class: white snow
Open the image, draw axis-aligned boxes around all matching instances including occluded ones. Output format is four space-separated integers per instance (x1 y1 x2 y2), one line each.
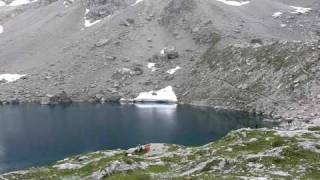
160 49 165 55
215 0 250 6
0 25 3 34
147 63 156 72
84 9 102 27
0 1 6 6
85 8 90 15
9 0 36 6
280 24 287 28
0 74 26 83
290 6 311 14
131 0 144 6
134 86 178 103
166 66 181 74
84 19 101 27
272 12 282 18
63 0 74 8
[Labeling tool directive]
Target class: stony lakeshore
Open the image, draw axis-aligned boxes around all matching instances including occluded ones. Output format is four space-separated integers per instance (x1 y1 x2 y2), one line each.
1 127 320 179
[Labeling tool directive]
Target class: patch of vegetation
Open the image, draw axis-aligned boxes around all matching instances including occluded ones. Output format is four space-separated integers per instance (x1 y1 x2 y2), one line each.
161 154 181 163
147 165 169 173
308 126 320 131
168 145 179 152
3 129 320 180
105 170 151 180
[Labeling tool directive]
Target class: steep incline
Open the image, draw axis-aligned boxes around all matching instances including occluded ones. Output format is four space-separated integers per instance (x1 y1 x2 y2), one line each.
0 0 319 121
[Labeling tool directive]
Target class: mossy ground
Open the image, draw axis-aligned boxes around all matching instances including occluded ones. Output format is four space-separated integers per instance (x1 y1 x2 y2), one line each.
1 128 320 180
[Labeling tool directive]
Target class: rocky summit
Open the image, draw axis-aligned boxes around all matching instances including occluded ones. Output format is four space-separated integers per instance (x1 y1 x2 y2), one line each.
0 0 320 179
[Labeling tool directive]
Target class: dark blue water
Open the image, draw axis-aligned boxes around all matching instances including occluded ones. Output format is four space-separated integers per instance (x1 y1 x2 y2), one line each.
0 103 276 173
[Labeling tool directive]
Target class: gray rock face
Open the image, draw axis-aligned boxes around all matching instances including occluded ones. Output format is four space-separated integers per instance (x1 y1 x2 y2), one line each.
91 161 148 179
41 91 72 105
86 0 131 20
0 0 319 122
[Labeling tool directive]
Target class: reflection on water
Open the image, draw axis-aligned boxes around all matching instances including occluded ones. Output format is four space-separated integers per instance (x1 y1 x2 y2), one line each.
0 104 276 173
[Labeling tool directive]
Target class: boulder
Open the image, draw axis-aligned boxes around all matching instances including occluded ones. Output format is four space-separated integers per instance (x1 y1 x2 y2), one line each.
160 47 179 59
0 79 7 84
95 39 110 47
41 91 72 105
251 38 263 45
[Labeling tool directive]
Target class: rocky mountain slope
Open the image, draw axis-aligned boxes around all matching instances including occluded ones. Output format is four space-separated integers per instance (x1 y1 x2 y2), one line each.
1 0 320 122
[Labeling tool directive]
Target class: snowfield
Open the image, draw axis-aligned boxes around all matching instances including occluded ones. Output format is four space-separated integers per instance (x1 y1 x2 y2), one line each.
215 0 250 6
131 0 144 7
0 74 26 83
134 86 178 103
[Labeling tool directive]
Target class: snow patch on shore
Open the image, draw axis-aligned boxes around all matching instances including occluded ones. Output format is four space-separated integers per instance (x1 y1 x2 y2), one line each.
134 103 177 109
0 74 26 83
134 86 177 103
167 66 181 74
215 0 250 6
290 6 311 14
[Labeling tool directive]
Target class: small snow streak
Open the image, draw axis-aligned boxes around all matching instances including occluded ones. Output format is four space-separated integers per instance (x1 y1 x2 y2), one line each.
9 0 37 6
84 9 102 27
290 6 311 14
167 66 181 74
0 0 6 6
147 63 156 72
84 19 101 27
272 12 282 18
131 0 144 6
215 0 250 6
0 25 3 34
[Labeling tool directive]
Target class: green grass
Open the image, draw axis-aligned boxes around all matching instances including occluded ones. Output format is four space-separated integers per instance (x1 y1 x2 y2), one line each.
147 165 169 173
3 129 320 180
105 171 152 180
308 126 320 131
